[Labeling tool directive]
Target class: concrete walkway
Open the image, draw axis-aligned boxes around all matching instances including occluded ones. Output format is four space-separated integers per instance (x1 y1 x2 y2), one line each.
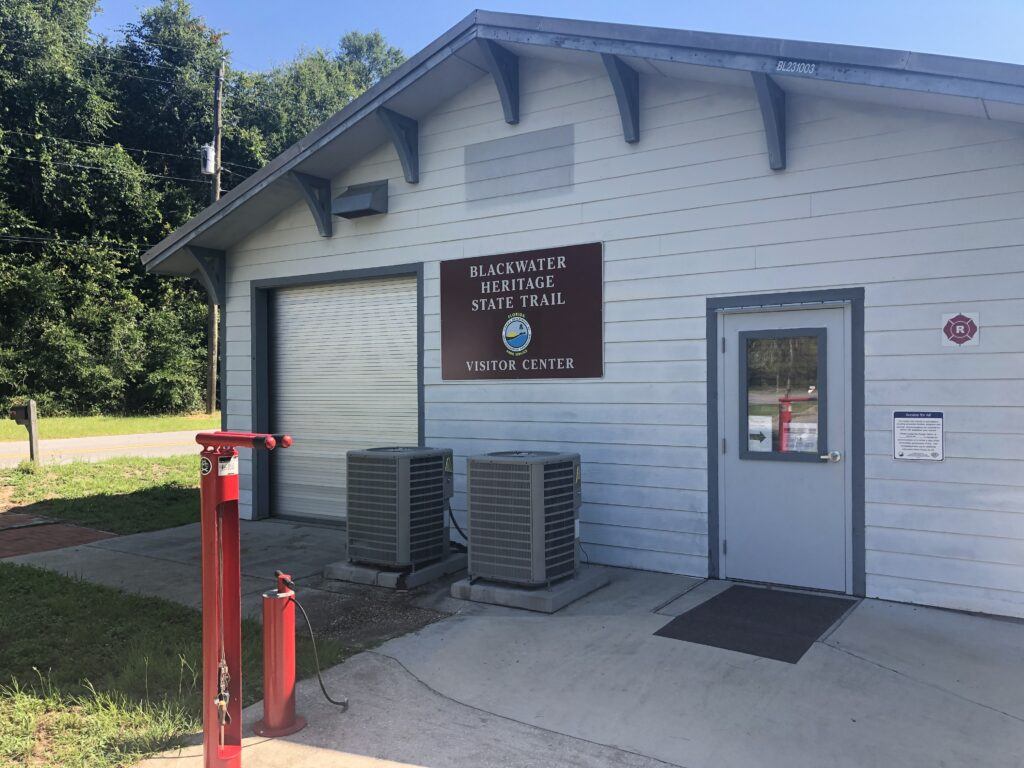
8 521 1022 767
5 518 446 646
5 518 345 612
136 568 1024 768
0 429 200 467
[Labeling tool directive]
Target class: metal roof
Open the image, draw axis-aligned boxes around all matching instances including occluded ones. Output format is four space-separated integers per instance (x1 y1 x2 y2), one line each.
143 9 1024 275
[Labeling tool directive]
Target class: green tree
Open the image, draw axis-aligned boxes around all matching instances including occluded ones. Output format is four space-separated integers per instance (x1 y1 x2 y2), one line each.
227 30 404 165
337 30 405 92
0 0 404 416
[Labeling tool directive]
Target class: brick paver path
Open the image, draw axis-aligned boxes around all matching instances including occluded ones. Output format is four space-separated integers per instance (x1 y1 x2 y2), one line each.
0 512 42 529
0 517 115 557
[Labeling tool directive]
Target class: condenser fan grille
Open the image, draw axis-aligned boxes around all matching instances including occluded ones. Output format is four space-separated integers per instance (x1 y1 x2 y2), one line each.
543 460 577 581
469 462 533 583
347 455 399 565
409 454 446 563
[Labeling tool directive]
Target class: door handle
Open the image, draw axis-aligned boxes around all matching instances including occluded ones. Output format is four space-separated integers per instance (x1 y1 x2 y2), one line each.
819 451 842 463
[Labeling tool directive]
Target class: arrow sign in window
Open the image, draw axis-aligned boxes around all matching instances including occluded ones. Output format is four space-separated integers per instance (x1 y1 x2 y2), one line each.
747 415 773 453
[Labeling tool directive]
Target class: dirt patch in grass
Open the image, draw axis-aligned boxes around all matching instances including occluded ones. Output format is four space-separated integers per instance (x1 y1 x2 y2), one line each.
294 577 448 652
0 484 15 514
28 709 56 766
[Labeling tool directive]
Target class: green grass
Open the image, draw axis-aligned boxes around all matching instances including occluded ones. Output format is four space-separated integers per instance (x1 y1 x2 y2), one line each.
0 413 220 442
0 456 199 534
0 563 347 768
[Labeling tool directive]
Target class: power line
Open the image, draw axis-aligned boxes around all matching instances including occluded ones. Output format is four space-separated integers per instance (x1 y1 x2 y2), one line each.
2 30 247 75
86 29 267 73
4 153 211 184
0 34 191 73
0 234 153 251
89 29 217 56
1 32 263 81
1 49 184 86
2 128 260 171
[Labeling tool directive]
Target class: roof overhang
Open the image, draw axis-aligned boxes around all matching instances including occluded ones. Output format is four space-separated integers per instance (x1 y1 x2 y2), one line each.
143 9 1024 276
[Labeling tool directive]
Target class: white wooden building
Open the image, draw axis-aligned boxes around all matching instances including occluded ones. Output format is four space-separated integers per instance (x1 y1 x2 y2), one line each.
144 12 1024 618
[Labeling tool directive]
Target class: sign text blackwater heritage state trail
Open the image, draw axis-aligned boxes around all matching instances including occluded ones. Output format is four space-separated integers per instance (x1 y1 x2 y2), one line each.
440 243 603 380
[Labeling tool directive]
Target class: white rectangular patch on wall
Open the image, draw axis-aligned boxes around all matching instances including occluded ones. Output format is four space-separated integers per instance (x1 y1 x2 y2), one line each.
893 411 943 461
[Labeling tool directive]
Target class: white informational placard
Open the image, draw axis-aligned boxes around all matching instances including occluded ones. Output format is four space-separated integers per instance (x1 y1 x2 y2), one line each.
218 454 240 476
893 411 943 461
785 422 818 453
748 415 773 452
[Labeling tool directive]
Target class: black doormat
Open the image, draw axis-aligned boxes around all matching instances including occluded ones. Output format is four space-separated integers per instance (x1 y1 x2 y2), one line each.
654 585 856 663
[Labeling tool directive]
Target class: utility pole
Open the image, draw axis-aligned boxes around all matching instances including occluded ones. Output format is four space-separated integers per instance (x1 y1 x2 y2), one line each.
211 60 223 206
206 59 224 416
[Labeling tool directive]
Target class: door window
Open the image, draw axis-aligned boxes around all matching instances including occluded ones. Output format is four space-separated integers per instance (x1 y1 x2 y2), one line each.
739 328 826 461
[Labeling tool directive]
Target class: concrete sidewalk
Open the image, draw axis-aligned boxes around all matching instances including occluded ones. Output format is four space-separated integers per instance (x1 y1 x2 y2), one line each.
5 518 336 610
5 518 447 646
0 429 201 467
6 518 349 613
137 568 1024 768
9 520 1022 767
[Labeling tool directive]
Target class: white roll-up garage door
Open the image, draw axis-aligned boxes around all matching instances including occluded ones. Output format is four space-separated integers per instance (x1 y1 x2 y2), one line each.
270 276 419 521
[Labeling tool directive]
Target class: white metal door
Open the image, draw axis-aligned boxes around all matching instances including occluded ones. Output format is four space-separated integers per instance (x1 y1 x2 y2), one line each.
719 306 850 592
270 276 419 521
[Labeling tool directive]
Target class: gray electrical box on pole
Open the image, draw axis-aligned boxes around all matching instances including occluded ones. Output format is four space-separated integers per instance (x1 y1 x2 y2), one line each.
8 399 39 464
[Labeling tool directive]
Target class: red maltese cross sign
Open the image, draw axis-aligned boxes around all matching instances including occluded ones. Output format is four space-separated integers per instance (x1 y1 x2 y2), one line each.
942 313 979 347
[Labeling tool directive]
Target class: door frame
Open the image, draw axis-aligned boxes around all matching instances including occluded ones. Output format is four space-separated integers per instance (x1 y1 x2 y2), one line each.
705 288 865 596
249 262 425 520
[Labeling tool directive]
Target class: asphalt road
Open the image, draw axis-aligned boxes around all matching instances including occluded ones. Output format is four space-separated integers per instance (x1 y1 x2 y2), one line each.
0 430 201 468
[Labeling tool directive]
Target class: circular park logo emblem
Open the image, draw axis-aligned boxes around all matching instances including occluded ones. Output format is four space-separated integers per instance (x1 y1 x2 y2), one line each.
200 456 213 476
501 313 532 356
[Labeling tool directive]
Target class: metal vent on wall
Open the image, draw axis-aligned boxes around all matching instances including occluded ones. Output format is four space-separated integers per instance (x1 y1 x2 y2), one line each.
347 447 453 569
467 451 581 586
332 179 388 219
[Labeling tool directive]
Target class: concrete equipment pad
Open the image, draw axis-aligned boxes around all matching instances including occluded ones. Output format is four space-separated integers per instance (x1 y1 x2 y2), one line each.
324 552 467 590
450 565 610 613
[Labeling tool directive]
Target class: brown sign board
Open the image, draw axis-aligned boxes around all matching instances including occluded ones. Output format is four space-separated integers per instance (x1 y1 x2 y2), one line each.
440 243 603 380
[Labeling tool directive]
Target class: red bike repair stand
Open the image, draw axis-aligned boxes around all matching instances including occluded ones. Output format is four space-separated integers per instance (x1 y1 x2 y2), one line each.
196 431 292 768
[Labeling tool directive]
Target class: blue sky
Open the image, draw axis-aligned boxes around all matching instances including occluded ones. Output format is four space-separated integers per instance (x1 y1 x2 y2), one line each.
89 0 1024 72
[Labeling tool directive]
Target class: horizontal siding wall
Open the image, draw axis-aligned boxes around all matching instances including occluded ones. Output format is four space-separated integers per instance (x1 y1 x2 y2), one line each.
224 55 1024 617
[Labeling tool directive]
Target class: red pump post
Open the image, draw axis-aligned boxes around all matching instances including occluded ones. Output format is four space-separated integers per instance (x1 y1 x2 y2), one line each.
196 431 291 768
777 396 816 453
253 571 306 737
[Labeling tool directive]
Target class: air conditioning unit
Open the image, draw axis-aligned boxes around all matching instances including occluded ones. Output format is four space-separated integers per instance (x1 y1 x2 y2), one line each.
346 447 453 569
467 451 581 586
